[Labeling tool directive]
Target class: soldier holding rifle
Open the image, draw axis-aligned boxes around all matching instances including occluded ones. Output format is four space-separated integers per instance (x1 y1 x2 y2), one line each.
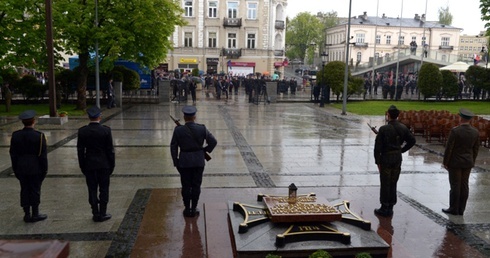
170 106 217 217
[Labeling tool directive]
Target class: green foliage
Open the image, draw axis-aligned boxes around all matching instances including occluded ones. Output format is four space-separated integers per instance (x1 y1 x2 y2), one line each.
112 70 124 82
192 68 200 77
285 12 323 62
438 5 453 25
321 61 350 101
440 70 459 99
309 250 333 258
113 66 140 91
355 252 373 258
418 63 442 99
465 65 490 93
55 69 77 103
16 75 47 101
265 254 281 258
0 68 20 85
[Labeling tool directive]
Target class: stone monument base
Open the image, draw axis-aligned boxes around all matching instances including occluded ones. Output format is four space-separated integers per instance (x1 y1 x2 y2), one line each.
38 115 68 125
228 200 389 258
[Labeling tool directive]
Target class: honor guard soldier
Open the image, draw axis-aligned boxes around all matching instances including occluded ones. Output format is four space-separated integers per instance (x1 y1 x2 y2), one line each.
171 106 217 217
77 106 115 222
10 110 48 222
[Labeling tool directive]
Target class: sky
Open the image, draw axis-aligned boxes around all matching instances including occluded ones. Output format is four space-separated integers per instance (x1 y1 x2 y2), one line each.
286 0 487 35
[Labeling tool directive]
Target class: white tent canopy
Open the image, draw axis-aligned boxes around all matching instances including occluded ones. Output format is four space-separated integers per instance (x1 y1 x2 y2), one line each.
439 62 470 72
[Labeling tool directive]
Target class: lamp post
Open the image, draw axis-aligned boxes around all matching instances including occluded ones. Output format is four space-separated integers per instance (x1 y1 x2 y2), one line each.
342 0 352 115
319 52 328 107
94 0 100 108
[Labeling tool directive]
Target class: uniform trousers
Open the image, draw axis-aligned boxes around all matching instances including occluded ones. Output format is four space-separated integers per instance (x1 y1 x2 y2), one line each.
379 165 401 207
18 174 44 208
178 167 204 208
84 169 111 207
448 167 471 214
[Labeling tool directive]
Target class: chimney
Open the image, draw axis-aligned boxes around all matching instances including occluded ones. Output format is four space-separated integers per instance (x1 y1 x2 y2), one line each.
361 11 368 21
382 13 386 19
421 14 426 22
414 14 420 21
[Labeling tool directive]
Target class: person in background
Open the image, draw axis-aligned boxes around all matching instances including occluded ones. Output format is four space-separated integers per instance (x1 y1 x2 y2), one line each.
10 110 48 223
442 108 480 216
107 79 115 109
77 106 115 222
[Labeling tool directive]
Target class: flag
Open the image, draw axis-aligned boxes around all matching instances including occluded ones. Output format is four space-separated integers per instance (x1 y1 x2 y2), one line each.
282 58 289 66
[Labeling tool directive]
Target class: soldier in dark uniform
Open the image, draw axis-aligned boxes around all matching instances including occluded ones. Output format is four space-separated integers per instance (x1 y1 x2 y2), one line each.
374 105 416 217
77 106 115 222
171 106 217 217
442 108 480 216
10 110 48 223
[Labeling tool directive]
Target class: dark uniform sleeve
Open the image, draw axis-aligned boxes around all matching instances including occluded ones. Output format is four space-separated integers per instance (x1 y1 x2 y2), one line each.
105 126 115 173
204 127 217 154
39 133 48 177
400 126 416 153
77 127 87 173
170 127 180 167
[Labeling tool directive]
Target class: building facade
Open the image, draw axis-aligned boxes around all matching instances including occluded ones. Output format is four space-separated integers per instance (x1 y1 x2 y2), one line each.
325 12 463 69
459 31 488 64
165 0 287 76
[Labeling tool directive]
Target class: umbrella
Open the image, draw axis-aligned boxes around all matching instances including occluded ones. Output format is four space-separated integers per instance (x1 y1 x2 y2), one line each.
263 71 270 76
439 62 470 72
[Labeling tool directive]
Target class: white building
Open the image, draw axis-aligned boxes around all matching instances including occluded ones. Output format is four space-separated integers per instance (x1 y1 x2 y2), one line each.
165 0 287 76
325 12 463 74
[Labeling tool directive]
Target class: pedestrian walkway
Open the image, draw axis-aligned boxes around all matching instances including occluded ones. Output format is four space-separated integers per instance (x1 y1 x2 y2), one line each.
0 92 489 257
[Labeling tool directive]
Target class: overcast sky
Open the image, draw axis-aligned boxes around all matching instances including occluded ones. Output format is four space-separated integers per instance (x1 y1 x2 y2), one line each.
286 0 487 35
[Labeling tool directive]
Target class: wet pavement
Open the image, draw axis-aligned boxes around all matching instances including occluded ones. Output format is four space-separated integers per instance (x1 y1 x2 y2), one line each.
1 88 490 258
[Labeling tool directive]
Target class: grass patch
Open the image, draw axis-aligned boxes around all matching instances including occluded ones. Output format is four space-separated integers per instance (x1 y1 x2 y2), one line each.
331 100 490 116
0 104 86 117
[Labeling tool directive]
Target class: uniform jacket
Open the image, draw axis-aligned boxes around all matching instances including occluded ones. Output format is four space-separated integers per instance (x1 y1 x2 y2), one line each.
10 127 48 177
77 122 115 172
443 124 479 169
374 120 416 166
170 122 217 168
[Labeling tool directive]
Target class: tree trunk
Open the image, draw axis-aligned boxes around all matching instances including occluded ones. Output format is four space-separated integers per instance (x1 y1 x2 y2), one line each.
76 52 89 110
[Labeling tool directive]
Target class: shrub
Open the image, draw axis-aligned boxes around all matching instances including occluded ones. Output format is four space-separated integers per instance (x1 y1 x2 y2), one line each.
440 70 459 99
17 75 47 101
355 252 373 258
309 250 333 258
418 63 442 99
56 69 76 103
112 70 124 82
113 66 140 91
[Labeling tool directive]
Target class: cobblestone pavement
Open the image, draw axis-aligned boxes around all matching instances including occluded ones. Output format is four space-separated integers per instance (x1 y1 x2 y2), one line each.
0 89 489 257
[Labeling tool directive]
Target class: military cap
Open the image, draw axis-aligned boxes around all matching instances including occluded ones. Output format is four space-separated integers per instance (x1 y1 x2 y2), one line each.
182 106 197 116
458 108 475 120
87 106 102 118
18 110 36 120
388 105 399 112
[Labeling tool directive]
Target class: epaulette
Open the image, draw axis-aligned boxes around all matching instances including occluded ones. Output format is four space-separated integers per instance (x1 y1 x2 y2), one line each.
196 123 205 127
103 125 111 129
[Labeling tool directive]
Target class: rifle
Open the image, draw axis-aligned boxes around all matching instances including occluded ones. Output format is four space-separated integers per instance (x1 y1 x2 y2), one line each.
170 115 212 161
367 123 379 134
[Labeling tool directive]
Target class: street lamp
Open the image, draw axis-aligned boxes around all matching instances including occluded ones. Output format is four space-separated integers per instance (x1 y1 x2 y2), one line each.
321 51 328 67
342 0 352 115
319 51 328 107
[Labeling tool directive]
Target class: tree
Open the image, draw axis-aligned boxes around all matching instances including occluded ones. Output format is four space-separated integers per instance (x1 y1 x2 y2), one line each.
465 65 489 95
51 0 185 110
316 11 339 55
440 70 459 99
418 63 442 99
285 12 322 64
438 5 453 25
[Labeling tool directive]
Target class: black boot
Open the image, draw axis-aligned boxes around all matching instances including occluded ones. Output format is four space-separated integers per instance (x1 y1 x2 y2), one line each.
191 199 200 217
183 199 193 217
91 205 100 222
374 205 393 217
31 206 47 222
23 206 31 223
98 203 112 222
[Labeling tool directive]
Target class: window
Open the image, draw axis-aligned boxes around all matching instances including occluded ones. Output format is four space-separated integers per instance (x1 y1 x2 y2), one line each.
228 33 236 48
184 32 193 47
184 0 193 17
228 2 238 18
356 52 361 61
441 37 450 46
398 35 404 45
421 36 426 46
356 33 365 43
411 36 416 42
386 35 391 45
247 2 257 19
208 32 217 48
247 34 256 49
208 1 217 18
375 35 381 44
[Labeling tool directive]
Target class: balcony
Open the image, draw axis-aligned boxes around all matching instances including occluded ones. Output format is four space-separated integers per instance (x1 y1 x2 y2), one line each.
223 18 242 27
275 20 285 30
222 48 242 58
274 50 284 56
354 42 369 48
439 45 454 50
